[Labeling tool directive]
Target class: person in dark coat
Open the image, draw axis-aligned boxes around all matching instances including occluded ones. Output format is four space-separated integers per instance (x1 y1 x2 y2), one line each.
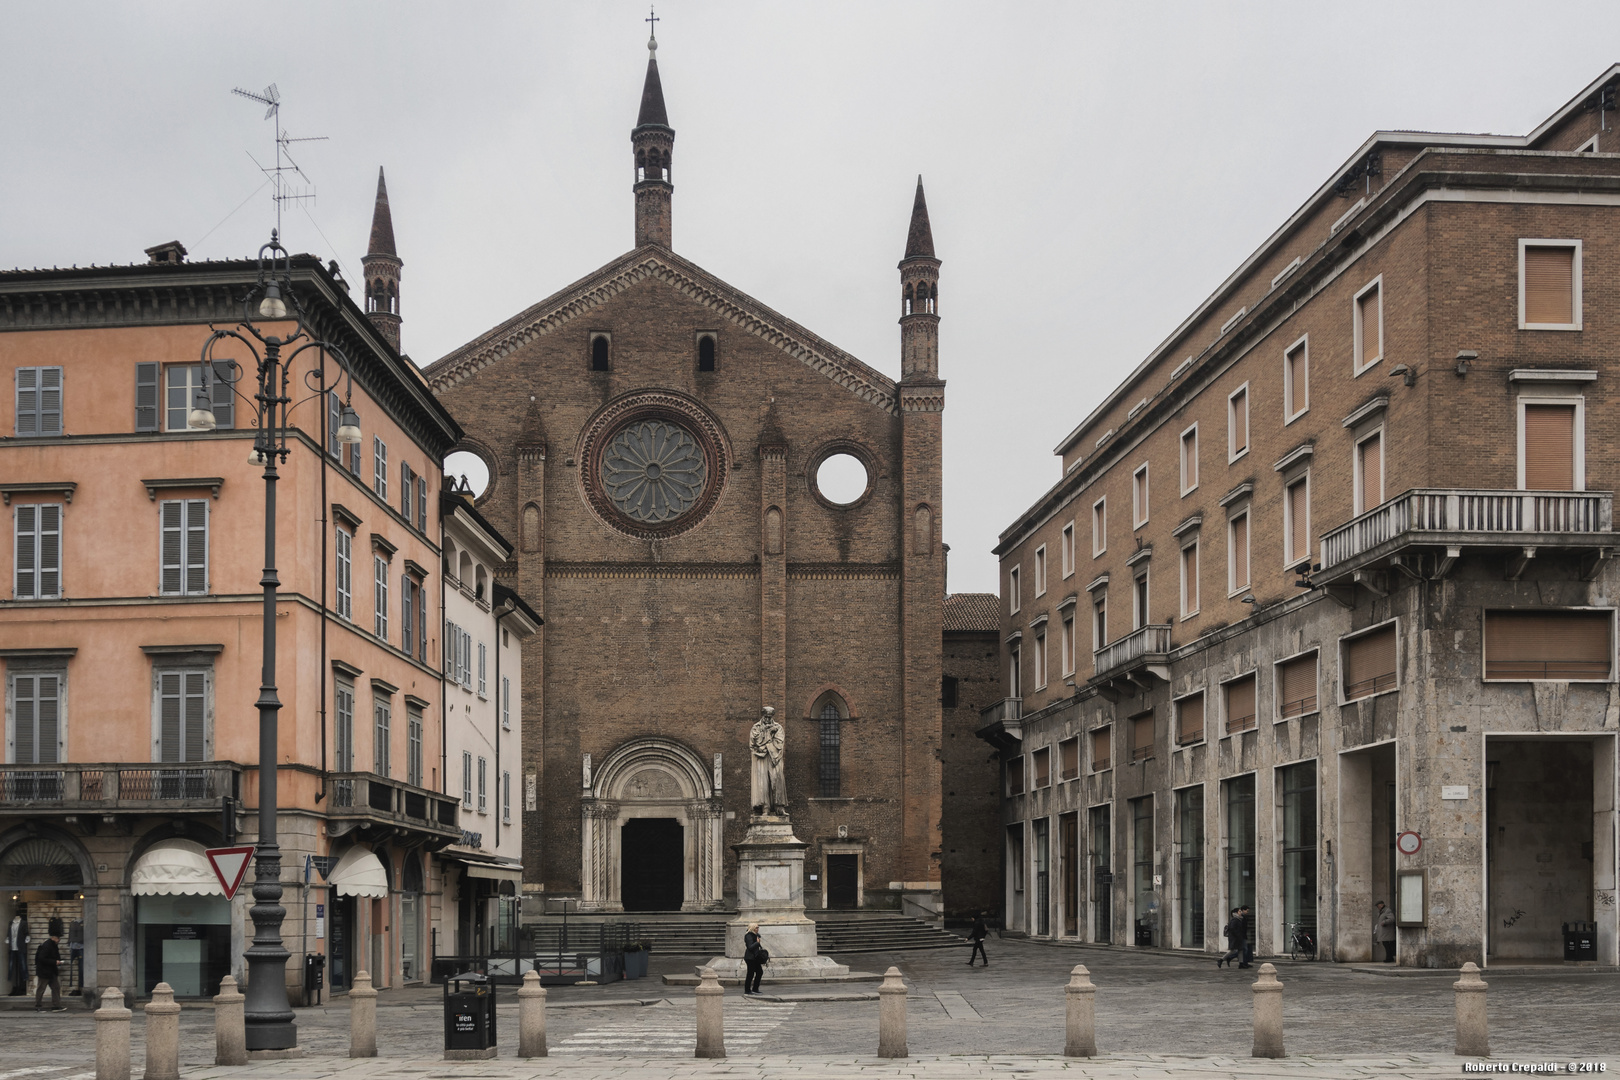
1218 906 1253 968
967 913 989 966
34 928 63 1011
743 922 765 996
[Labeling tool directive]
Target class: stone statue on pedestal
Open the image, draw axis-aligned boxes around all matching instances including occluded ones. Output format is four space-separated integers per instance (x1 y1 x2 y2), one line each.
749 706 787 817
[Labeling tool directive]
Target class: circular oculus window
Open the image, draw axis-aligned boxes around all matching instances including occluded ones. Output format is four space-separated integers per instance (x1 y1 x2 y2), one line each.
813 451 871 507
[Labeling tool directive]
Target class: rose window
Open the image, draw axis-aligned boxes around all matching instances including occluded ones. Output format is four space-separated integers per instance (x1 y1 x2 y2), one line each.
601 419 709 524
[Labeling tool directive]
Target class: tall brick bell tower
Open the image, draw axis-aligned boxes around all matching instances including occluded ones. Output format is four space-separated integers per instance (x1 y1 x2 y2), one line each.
898 178 946 908
363 167 403 351
632 26 673 249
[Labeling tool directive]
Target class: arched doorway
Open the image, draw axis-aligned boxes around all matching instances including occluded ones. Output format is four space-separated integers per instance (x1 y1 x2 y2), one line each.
0 835 88 998
580 738 724 912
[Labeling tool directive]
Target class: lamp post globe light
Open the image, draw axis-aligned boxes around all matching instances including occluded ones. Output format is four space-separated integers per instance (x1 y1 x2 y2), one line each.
196 231 362 1051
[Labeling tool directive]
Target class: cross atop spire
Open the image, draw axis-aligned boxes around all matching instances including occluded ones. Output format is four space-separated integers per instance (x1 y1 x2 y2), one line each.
646 5 659 59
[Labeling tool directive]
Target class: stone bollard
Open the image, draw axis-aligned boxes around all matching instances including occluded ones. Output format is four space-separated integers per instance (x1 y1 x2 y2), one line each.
349 970 378 1058
1250 963 1285 1059
518 970 548 1058
143 982 182 1080
877 966 908 1059
694 966 725 1059
214 975 247 1066
1454 962 1490 1057
96 986 133 1080
1063 964 1097 1057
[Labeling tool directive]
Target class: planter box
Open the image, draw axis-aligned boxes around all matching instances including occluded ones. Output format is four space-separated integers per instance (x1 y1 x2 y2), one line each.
623 951 649 979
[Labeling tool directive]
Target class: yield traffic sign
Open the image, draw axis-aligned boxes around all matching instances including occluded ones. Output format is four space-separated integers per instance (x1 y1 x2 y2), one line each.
205 845 256 900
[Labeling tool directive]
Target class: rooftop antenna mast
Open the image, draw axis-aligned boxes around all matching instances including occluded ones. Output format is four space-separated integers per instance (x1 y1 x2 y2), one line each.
231 83 327 238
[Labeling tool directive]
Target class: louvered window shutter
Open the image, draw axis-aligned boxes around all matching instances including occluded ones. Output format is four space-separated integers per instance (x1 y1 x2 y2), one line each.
402 464 413 521
136 363 161 431
1524 246 1574 325
185 500 208 594
328 392 341 458
159 672 181 763
1524 404 1576 490
36 676 59 764
37 368 62 435
15 676 37 763
1344 625 1398 699
417 588 428 661
15 506 36 598
401 577 414 655
1278 654 1318 717
160 501 184 594
209 362 235 429
417 477 428 530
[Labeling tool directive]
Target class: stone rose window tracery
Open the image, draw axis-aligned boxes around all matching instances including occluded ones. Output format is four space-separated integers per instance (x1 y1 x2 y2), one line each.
602 419 709 524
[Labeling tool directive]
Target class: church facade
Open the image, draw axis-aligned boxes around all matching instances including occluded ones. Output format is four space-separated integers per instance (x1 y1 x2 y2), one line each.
423 39 948 917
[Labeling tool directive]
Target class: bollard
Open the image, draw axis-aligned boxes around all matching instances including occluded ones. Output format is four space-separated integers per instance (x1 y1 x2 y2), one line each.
214 974 247 1066
518 970 548 1058
1250 963 1284 1059
349 970 378 1058
96 986 133 1080
143 982 182 1080
1063 964 1097 1057
1454 962 1490 1057
694 966 725 1059
877 966 908 1059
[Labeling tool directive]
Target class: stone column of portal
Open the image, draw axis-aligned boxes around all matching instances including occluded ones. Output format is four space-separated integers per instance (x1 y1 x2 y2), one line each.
215 974 247 1066
1063 964 1097 1057
515 401 547 896
758 409 788 729
144 982 182 1080
95 986 132 1080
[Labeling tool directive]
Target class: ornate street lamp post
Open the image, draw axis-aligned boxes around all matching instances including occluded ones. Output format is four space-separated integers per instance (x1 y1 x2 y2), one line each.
195 232 361 1051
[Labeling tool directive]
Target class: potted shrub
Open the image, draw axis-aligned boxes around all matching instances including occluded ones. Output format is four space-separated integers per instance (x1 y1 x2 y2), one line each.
622 940 652 979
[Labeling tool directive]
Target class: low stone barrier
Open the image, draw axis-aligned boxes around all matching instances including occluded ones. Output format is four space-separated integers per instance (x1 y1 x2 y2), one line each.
1250 963 1284 1058
518 970 548 1057
214 974 247 1066
95 986 132 1080
349 970 378 1058
1454 962 1489 1056
877 966 908 1058
694 966 725 1059
1063 964 1096 1057
144 982 181 1080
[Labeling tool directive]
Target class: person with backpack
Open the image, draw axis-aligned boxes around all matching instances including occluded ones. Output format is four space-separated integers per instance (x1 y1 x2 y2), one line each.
967 912 989 966
742 922 766 995
34 918 64 1012
1217 907 1249 969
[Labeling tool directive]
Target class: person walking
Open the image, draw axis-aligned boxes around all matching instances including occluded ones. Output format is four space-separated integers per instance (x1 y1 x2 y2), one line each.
1238 906 1254 967
967 912 989 966
1374 900 1396 962
1217 907 1244 968
743 923 765 995
33 924 63 1012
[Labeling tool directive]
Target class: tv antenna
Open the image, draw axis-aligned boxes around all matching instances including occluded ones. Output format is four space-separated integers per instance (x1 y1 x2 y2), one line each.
231 83 328 237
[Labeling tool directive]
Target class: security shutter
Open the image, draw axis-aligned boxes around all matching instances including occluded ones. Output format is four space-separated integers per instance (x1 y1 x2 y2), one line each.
1344 625 1398 699
1177 693 1205 744
1287 343 1307 415
1358 286 1381 362
1182 543 1199 614
1230 514 1249 590
136 363 161 431
1524 245 1574 325
1277 654 1318 718
1359 433 1382 510
16 367 63 437
1092 726 1112 771
1230 389 1248 455
1485 610 1611 680
1059 738 1078 778
1288 480 1309 563
1225 675 1256 733
1523 404 1576 490
1131 713 1154 761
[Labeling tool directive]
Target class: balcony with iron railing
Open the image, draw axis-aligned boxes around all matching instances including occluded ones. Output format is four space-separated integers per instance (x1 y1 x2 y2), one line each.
1318 489 1614 586
0 761 242 813
975 697 1023 753
327 771 461 845
1091 625 1173 696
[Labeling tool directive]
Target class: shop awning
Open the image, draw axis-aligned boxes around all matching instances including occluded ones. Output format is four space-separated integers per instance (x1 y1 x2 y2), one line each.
443 848 524 884
131 839 223 897
329 847 389 898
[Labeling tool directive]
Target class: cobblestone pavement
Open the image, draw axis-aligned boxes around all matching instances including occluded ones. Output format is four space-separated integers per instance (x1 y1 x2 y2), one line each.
0 937 1615 1077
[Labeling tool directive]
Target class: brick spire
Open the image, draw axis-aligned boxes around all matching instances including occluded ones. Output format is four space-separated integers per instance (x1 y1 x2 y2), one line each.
632 25 674 249
899 177 941 380
368 168 397 257
362 166 403 352
904 176 935 259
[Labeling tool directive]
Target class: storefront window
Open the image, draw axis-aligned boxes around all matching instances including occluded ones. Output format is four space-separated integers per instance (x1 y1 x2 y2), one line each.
136 894 230 997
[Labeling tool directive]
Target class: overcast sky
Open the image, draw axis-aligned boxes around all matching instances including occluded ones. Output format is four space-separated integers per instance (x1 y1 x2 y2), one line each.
6 2 1619 594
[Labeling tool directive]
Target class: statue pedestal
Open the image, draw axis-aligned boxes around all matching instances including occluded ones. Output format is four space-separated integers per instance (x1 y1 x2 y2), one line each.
701 817 848 980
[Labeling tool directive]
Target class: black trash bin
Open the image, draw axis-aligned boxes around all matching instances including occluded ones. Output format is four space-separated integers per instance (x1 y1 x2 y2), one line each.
443 970 498 1059
303 953 325 1006
1562 922 1597 962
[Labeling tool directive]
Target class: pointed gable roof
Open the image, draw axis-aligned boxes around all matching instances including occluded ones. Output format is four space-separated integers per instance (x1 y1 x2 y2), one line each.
904 176 934 260
637 57 669 128
368 167 397 257
423 248 897 412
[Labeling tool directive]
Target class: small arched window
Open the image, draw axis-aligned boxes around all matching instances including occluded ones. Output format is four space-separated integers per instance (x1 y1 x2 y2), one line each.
815 693 847 797
590 334 610 371
697 334 716 372
926 283 936 314
903 284 913 316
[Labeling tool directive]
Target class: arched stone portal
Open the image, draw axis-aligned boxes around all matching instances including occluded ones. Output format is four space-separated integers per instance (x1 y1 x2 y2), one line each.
580 738 724 912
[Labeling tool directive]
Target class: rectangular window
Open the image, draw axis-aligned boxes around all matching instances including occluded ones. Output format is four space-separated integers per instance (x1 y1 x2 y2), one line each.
1033 630 1047 690
402 463 414 523
1520 240 1581 329
1091 726 1112 772
156 669 209 764
1228 384 1249 461
1033 746 1051 787
14 503 62 599
1177 785 1205 948
1354 277 1383 372
1034 545 1047 597
1009 565 1021 615
1521 401 1580 491
477 757 488 813
373 698 391 776
407 706 423 787
416 476 428 531
1092 498 1107 557
1132 464 1150 527
1276 652 1319 719
1284 336 1308 421
373 437 389 498
1343 623 1398 700
1228 511 1250 594
502 676 512 729
164 364 229 431
462 751 474 809
1130 712 1154 762
1061 522 1075 578
1285 476 1310 566
1180 425 1198 495
1061 612 1075 677
1058 737 1079 780
159 499 209 596
1281 763 1318 947
1132 571 1149 631
334 678 355 772
15 366 63 437
1356 430 1384 513
335 527 353 620
9 671 64 765
373 556 389 640
1484 610 1612 680
503 770 512 824
1180 541 1199 618
1092 595 1107 652
1224 674 1257 734
1176 692 1205 745
941 675 958 708
478 641 488 697
1007 755 1025 796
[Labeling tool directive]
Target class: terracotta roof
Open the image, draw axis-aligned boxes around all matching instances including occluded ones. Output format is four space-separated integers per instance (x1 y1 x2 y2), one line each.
943 592 1000 633
904 176 934 259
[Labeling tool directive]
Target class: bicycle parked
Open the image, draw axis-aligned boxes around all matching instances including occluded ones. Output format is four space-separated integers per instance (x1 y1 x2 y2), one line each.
1287 920 1318 960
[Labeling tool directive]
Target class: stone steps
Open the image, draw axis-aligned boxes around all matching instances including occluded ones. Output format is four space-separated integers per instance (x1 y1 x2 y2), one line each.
520 913 964 956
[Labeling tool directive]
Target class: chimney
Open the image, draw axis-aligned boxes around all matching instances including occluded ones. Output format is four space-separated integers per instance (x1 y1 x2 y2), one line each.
145 241 187 266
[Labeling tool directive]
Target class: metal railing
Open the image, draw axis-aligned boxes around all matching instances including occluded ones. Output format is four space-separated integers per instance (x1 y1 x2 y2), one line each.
1093 624 1172 678
1320 489 1613 570
327 772 460 836
0 761 241 808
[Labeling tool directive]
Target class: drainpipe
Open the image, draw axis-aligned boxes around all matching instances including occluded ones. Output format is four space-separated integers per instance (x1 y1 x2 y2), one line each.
317 426 330 802
492 598 516 851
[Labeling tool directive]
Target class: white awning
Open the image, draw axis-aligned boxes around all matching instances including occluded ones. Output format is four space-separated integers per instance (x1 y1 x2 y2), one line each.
131 839 224 897
329 847 388 898
464 863 523 883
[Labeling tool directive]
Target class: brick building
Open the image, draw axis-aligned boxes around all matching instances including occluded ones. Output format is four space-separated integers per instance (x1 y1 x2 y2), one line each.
941 589 1003 921
984 67 1620 967
423 37 949 917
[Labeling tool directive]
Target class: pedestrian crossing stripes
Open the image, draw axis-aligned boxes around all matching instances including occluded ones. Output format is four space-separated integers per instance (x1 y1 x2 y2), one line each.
553 1001 795 1055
